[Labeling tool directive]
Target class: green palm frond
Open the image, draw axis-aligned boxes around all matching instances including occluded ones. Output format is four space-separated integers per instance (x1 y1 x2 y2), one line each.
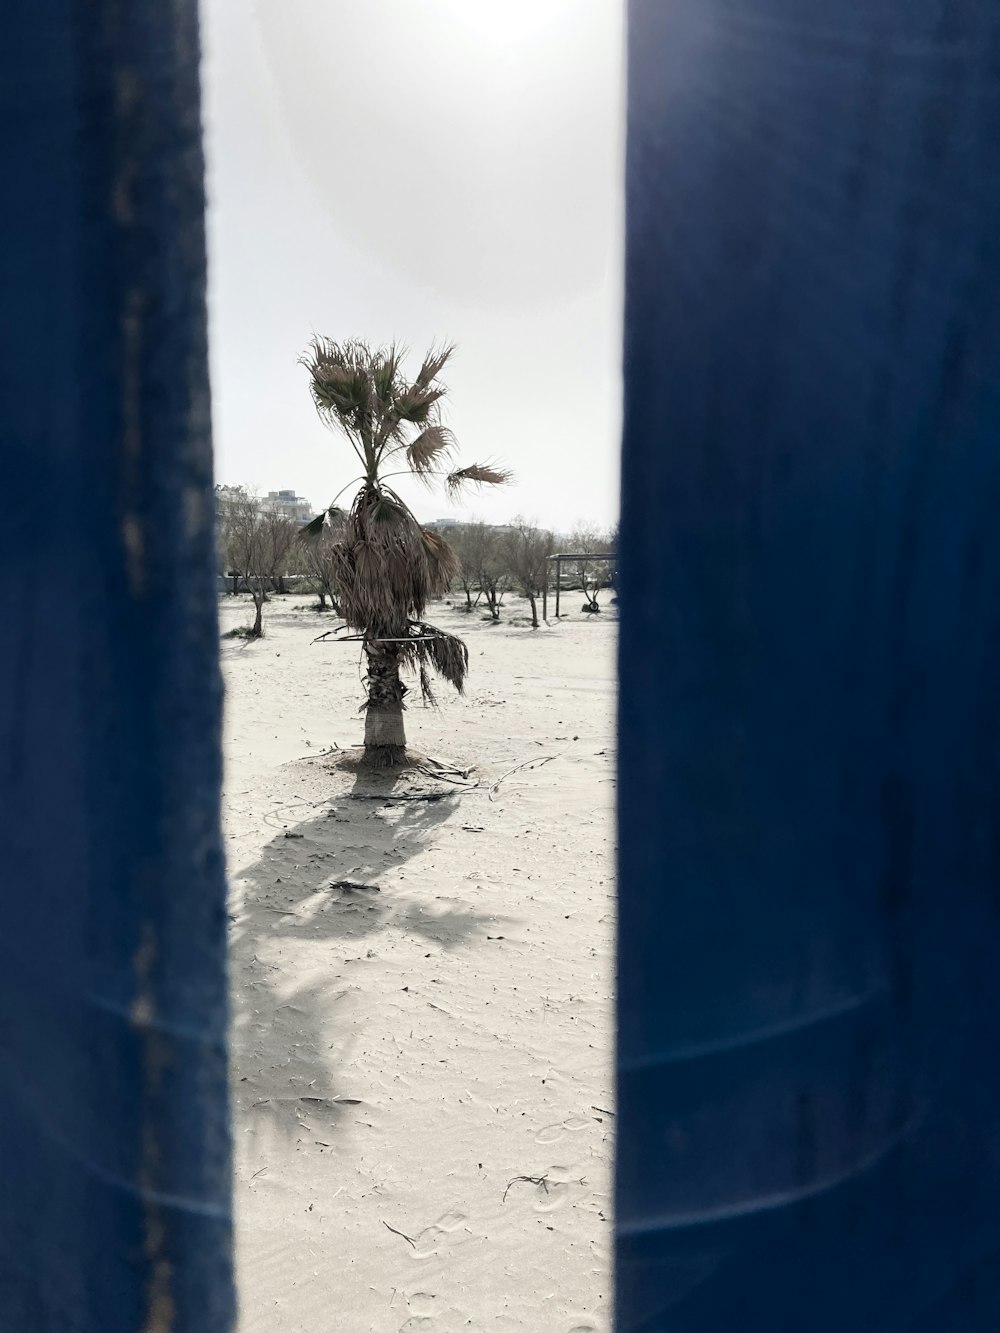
299 511 328 539
298 503 347 541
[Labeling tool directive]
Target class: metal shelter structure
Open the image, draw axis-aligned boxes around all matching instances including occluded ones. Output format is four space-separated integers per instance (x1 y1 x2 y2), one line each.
542 552 617 621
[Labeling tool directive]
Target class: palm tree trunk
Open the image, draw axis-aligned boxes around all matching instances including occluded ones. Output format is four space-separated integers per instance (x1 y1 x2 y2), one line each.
363 640 406 767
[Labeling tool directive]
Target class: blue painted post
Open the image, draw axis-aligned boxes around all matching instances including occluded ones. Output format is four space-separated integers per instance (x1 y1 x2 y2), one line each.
618 1 1000 1328
1 3 233 1330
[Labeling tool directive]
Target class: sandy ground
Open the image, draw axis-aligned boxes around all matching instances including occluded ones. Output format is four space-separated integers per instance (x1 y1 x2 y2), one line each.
220 592 616 1333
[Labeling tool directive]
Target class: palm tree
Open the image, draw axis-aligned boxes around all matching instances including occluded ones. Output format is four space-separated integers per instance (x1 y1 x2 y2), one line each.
300 338 509 767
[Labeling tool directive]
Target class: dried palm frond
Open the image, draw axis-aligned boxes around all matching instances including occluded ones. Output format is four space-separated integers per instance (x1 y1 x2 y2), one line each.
371 346 403 402
445 462 514 498
393 385 446 426
415 344 455 389
309 357 369 410
363 487 408 527
420 623 469 692
418 662 436 707
300 337 397 443
396 622 469 698
421 525 460 595
325 485 451 634
407 426 455 475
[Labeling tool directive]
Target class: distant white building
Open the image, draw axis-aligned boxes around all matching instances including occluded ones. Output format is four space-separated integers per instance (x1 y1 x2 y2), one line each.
263 489 314 525
426 518 516 536
214 483 245 508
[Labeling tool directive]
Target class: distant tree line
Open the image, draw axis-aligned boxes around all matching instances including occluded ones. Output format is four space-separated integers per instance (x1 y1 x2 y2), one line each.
436 518 617 628
216 485 615 638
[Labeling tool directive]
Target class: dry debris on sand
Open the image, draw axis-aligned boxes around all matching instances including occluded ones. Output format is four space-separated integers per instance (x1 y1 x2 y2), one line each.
222 594 616 1332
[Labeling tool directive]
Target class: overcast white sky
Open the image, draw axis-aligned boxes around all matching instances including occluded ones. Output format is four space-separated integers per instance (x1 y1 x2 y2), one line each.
200 0 624 533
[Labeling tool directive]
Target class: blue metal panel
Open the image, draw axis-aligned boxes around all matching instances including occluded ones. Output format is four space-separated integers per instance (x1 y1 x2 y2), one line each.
0 3 233 1329
618 1 1000 1327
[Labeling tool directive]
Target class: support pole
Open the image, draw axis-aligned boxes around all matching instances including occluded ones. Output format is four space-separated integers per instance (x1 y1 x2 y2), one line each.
1 3 233 1329
618 1 1000 1328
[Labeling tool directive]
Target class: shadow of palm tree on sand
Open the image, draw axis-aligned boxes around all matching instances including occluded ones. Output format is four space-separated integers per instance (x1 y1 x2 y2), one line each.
228 761 507 1149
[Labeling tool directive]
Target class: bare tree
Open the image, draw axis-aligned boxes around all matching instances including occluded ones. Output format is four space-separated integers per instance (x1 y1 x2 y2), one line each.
262 507 297 600
445 524 484 612
451 521 507 619
502 517 554 629
263 502 312 595
299 518 343 612
220 487 296 637
214 486 230 580
468 523 508 621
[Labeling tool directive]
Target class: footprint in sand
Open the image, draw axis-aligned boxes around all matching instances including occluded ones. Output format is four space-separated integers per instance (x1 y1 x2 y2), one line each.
535 1164 577 1213
411 1210 468 1258
399 1299 440 1333
535 1181 569 1213
534 1115 591 1146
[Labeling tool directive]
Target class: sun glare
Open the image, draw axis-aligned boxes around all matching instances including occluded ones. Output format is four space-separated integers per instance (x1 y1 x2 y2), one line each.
433 0 579 44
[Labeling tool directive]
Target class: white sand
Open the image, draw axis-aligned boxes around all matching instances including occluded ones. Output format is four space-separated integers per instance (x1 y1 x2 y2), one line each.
221 594 616 1332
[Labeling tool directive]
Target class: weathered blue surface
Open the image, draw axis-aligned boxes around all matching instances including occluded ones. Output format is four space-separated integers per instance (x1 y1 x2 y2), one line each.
0 3 233 1329
618 1 1000 1328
